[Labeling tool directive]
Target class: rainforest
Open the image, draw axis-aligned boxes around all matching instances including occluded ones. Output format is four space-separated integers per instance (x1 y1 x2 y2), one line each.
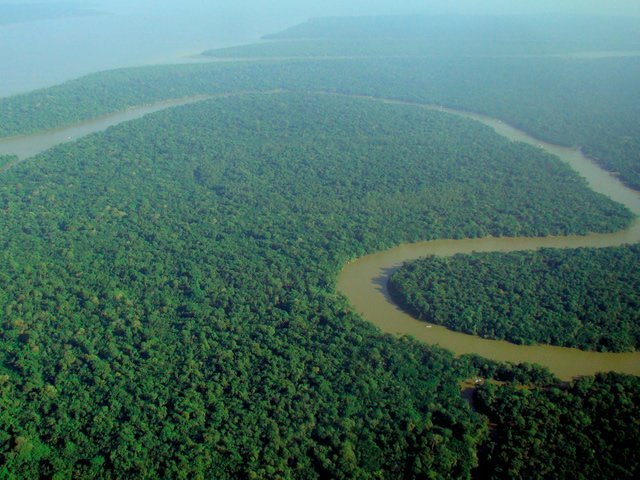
0 10 639 480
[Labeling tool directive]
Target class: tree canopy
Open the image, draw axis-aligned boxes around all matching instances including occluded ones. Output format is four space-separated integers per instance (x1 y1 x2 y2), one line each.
389 246 640 351
0 93 634 478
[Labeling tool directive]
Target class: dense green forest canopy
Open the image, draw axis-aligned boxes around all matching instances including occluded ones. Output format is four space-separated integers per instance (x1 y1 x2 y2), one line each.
475 373 640 479
389 246 640 352
2 33 639 187
0 155 17 170
0 92 633 478
203 15 640 189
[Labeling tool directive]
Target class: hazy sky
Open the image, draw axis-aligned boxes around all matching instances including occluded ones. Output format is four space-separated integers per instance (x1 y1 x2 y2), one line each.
3 1 638 17
1 1 639 21
94 0 640 17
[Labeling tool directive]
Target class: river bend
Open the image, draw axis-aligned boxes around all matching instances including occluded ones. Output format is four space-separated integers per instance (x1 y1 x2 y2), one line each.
336 99 640 380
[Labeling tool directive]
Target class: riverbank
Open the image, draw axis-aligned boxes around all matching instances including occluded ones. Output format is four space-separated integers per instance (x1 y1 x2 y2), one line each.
336 97 640 380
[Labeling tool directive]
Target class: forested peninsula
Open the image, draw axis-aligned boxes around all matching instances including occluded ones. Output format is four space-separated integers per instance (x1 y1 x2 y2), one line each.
389 246 640 352
1 59 639 188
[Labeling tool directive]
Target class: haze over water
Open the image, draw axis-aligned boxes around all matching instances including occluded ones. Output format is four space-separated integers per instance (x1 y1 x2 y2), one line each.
0 3 298 98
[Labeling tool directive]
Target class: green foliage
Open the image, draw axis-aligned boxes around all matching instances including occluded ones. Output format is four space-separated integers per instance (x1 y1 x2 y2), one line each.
388 246 640 351
205 16 640 188
475 373 640 479
0 92 630 477
0 156 17 170
1 54 639 188
1 14 638 475
457 355 557 386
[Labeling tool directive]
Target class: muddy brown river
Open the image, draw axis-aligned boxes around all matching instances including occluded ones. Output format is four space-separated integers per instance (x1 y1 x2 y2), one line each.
337 100 640 380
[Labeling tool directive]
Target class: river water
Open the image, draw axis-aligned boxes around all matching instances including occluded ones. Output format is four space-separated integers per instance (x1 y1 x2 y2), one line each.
0 90 637 379
0 96 211 163
337 100 640 380
0 90 282 165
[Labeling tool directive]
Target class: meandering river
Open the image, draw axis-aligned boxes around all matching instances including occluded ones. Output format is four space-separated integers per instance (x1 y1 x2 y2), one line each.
0 96 215 164
0 91 279 165
337 100 640 380
1 91 638 380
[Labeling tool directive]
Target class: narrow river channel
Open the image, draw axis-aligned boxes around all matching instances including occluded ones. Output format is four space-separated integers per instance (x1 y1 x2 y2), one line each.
1 90 638 380
337 100 640 380
0 90 282 164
